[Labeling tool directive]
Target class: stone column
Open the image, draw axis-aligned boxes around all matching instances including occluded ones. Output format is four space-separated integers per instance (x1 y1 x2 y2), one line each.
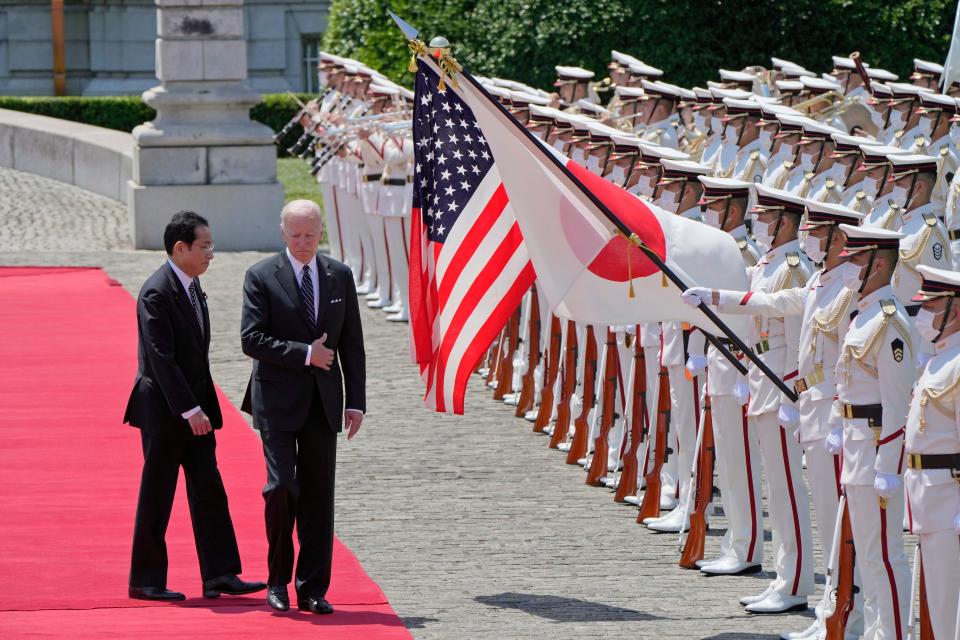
128 0 283 251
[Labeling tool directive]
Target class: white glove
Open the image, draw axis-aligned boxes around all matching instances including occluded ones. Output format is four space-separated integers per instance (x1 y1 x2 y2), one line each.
685 355 708 377
778 404 800 428
733 379 750 406
916 351 932 370
873 472 902 499
570 393 582 412
954 512 960 535
514 351 529 375
825 427 843 455
681 287 712 307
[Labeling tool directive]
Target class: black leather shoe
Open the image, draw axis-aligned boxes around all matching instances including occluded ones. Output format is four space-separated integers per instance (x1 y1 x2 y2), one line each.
266 586 289 611
202 574 268 598
298 596 334 615
128 586 186 601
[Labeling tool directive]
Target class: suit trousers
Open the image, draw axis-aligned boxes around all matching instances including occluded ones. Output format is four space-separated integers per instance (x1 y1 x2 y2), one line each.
260 387 337 598
130 430 241 587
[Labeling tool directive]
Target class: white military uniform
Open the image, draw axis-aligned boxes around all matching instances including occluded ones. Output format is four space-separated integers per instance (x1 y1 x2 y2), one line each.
379 133 414 321
833 285 914 640
943 171 960 264
357 132 394 309
891 203 954 307
905 328 960 640
718 239 815 600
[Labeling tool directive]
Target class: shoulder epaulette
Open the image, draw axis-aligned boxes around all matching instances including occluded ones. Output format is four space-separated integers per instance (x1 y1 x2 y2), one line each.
783 161 794 170
922 211 938 227
749 150 760 160
880 298 897 316
940 146 949 157
737 239 748 251
786 252 800 267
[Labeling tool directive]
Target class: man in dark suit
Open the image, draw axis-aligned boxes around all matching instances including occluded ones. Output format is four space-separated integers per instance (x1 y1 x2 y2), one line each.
241 199 366 615
124 211 266 601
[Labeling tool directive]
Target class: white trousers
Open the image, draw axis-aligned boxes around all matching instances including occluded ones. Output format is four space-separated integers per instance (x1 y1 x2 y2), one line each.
363 212 392 306
711 394 763 563
845 484 910 640
667 365 700 511
753 411 815 596
383 216 409 316
920 530 960 640
318 181 345 264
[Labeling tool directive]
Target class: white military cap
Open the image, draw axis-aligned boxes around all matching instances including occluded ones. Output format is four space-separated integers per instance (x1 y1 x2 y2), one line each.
753 183 808 216
610 133 644 150
528 104 560 123
913 265 960 302
676 87 697 101
781 64 816 79
859 144 910 167
369 83 400 97
641 79 682 99
801 75 842 93
913 59 944 75
637 141 690 163
800 200 864 229
398 86 414 101
555 65 595 80
770 57 801 70
697 176 754 203
510 91 551 106
710 87 753 101
660 158 712 176
585 120 622 139
799 117 843 137
887 153 940 176
576 99 611 117
759 102 799 118
887 82 933 98
866 67 899 82
615 85 646 100
831 132 881 155
611 50 642 67
832 55 870 70
775 80 804 92
838 224 904 256
918 91 959 111
626 60 664 78
719 69 756 85
492 77 550 98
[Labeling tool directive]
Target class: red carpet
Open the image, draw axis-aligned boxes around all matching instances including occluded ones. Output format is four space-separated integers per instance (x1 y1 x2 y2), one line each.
0 267 411 638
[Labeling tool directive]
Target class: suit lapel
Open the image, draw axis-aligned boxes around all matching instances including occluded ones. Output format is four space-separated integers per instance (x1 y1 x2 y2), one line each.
164 263 204 344
315 253 333 331
274 252 316 331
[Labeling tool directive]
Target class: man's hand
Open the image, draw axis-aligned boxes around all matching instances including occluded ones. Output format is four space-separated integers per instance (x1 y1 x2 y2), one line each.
187 410 213 436
777 404 800 428
344 409 364 440
310 333 335 370
681 287 712 308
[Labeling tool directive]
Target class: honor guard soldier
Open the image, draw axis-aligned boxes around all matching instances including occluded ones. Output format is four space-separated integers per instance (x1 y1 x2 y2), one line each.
639 80 684 149
832 133 882 213
761 113 804 190
882 82 933 146
686 184 816 612
553 65 598 108
910 59 945 92
722 99 768 187
830 224 914 640
691 176 765 576
905 265 960 640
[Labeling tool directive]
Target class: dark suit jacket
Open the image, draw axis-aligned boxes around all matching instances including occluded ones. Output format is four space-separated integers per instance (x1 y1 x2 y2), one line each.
240 252 365 432
124 263 222 436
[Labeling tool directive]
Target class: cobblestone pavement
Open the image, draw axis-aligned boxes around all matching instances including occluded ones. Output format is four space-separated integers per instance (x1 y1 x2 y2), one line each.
1 172 919 639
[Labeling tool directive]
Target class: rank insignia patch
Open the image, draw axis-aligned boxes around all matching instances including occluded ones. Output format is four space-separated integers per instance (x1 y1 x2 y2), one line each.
933 243 943 261
891 338 904 363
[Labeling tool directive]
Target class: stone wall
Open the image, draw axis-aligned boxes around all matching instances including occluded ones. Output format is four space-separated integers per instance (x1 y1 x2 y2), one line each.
0 0 331 96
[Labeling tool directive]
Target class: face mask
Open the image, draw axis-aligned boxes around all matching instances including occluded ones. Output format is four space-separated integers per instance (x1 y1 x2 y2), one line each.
655 190 679 211
753 219 774 249
841 261 864 290
318 71 329 87
915 308 942 343
949 125 960 145
779 142 796 157
916 118 934 137
799 152 816 171
552 139 566 153
711 116 723 132
723 125 738 142
804 234 826 264
586 155 601 174
888 109 906 130
607 166 626 185
759 129 773 153
702 208 723 229
678 206 701 221
860 176 879 196
889 185 909 207
694 113 707 132
571 148 586 164
868 105 885 128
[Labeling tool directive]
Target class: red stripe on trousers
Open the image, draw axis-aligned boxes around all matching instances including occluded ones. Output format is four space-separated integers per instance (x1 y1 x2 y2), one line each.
743 406 759 561
779 427 804 595
878 507 904 640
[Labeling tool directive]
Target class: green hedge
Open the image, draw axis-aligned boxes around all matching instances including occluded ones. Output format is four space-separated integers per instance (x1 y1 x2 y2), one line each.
323 0 957 92
0 93 313 156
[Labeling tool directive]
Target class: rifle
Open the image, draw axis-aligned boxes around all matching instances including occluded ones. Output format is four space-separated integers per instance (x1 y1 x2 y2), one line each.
679 393 715 568
566 325 598 465
614 329 646 502
825 494 857 639
515 286 541 417
549 320 578 449
587 328 620 486
533 314 562 433
493 306 521 400
637 366 671 522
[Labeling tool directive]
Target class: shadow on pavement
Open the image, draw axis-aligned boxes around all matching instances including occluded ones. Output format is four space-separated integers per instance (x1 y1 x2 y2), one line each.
474 592 662 623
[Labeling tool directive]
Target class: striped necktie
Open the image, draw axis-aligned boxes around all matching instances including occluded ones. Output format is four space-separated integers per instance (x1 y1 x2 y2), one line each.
300 264 316 329
188 279 204 335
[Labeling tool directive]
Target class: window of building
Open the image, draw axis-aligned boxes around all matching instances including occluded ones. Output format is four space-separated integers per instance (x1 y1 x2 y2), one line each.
303 36 322 94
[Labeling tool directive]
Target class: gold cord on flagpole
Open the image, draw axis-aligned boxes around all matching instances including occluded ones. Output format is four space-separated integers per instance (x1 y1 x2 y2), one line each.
407 39 428 73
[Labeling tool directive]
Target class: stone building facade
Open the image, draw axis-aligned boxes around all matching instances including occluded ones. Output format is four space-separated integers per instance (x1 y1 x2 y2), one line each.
0 0 331 95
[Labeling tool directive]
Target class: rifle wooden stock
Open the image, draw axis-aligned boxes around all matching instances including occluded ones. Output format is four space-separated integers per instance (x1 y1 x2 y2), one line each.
824 503 857 640
533 315 562 433
515 287 541 417
614 330 645 502
493 307 521 400
637 367 671 522
484 334 500 385
680 395 715 568
918 552 935 640
549 320 578 449
587 329 620 486
566 326 598 465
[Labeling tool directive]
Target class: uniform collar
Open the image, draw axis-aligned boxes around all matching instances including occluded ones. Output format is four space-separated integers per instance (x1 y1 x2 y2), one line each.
934 329 960 354
729 224 749 241
857 283 894 313
760 238 801 264
901 200 934 224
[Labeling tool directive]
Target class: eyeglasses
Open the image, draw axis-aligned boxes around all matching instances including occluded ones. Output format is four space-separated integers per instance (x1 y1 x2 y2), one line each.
196 244 215 255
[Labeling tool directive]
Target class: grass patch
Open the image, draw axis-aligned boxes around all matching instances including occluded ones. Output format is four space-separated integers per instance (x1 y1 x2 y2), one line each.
277 157 329 245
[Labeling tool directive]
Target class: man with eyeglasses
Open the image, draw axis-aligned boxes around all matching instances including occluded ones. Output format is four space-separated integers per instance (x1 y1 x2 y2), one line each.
124 210 266 601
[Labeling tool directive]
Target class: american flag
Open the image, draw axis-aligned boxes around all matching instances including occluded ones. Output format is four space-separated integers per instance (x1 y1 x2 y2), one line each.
409 60 535 414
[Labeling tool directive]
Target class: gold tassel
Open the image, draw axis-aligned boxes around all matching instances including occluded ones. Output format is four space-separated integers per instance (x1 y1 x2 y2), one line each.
407 39 428 74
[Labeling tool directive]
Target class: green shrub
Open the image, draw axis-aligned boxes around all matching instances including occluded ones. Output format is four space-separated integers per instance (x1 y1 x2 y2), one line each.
323 0 957 91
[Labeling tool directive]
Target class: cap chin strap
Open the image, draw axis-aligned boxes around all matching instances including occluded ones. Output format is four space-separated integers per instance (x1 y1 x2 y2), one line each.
771 211 785 245
824 224 837 262
934 297 955 343
857 249 876 294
